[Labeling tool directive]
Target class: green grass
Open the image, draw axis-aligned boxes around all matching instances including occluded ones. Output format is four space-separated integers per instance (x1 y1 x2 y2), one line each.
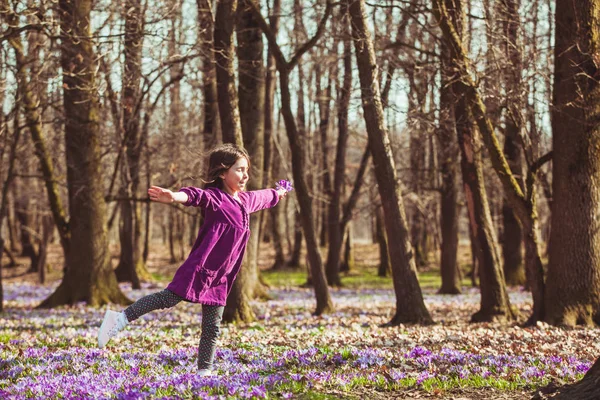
0 333 12 344
261 264 472 291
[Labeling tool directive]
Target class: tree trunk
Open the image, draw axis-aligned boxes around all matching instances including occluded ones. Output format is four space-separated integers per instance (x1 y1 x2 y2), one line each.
456 97 513 322
249 0 335 314
268 193 286 269
406 68 429 269
502 199 525 286
348 0 431 325
340 223 355 273
15 196 38 272
325 3 351 287
197 0 221 148
288 212 303 268
499 0 525 287
434 0 521 322
279 70 333 314
40 0 129 307
224 0 266 323
316 62 332 249
261 0 282 254
267 114 286 270
468 222 479 286
214 0 243 146
545 0 600 326
37 215 54 284
114 0 148 289
0 71 21 312
437 4 461 295
433 0 544 323
264 0 286 270
375 205 390 277
7 191 19 255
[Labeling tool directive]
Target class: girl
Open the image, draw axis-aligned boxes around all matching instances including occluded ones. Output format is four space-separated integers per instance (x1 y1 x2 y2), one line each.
97 144 290 376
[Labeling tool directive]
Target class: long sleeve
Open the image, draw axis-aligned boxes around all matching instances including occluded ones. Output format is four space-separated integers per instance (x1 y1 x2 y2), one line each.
243 189 279 213
179 187 220 209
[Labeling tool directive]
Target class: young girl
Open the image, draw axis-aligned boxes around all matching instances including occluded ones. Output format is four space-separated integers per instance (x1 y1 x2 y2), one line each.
97 144 289 376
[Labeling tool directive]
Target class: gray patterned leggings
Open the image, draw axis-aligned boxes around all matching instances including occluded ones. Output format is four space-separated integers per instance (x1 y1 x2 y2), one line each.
124 289 224 370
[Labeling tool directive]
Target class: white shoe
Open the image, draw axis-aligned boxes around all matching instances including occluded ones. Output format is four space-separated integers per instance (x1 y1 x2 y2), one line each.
98 310 128 348
197 369 214 377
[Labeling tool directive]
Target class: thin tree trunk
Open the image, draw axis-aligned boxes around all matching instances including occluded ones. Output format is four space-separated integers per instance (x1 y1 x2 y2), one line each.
264 0 285 270
499 0 525 286
437 1 461 295
249 0 335 315
0 82 21 313
348 0 431 325
114 0 148 289
15 197 38 271
197 0 221 148
340 223 355 273
214 0 243 146
406 68 429 268
325 3 351 287
288 213 302 267
37 215 53 284
316 61 332 249
456 95 513 322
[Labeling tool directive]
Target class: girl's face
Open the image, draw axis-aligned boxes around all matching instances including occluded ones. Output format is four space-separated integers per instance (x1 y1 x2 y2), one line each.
220 157 249 196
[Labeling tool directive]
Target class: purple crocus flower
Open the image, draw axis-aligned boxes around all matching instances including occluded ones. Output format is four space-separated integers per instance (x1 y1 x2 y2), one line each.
275 179 293 192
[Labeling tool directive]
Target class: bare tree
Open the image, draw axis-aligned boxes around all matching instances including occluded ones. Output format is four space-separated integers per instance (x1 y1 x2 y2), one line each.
324 3 351 287
263 0 286 270
249 0 334 315
498 0 526 286
435 0 514 322
437 4 461 295
347 0 432 325
224 0 267 323
40 0 129 306
113 0 150 289
433 0 546 323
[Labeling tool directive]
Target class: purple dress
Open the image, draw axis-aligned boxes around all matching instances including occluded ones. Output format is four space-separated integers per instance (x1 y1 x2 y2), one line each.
166 186 280 306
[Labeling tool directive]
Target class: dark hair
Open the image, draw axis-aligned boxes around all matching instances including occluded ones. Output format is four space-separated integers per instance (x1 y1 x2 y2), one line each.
203 144 251 189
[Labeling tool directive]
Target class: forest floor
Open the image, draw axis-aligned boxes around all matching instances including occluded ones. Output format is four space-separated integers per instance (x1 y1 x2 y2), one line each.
1 242 598 399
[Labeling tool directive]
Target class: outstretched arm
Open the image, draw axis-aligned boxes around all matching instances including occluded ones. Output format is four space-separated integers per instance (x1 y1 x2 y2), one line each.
148 186 189 204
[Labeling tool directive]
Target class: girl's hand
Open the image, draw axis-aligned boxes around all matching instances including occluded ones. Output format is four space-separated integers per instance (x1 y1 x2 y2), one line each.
276 187 287 198
275 180 293 198
148 186 176 203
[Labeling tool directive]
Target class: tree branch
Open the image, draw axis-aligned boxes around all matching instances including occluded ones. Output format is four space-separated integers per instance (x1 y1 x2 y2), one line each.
288 1 336 70
0 23 44 42
384 40 439 58
247 1 289 71
249 0 336 73
530 151 553 175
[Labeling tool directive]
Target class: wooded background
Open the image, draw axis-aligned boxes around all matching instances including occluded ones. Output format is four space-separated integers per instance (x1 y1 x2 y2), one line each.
1 0 599 338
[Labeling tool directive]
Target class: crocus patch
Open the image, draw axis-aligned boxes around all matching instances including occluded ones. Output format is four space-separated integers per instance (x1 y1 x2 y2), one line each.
1 283 598 399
